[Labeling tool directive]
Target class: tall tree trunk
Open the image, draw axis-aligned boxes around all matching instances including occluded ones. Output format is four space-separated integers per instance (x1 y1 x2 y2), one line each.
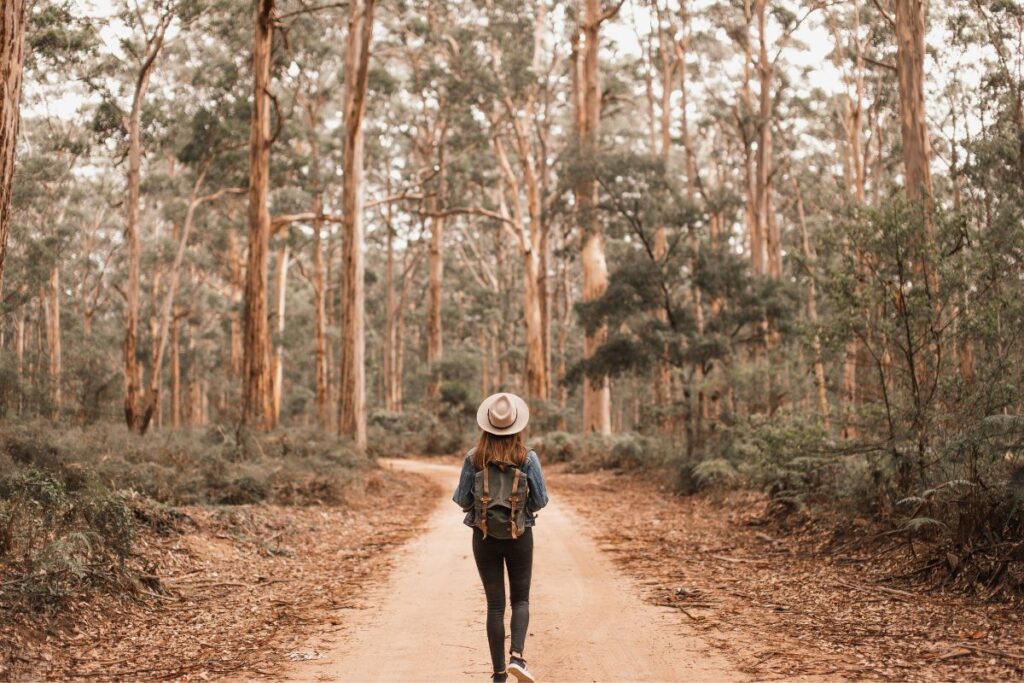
756 0 779 279
242 0 276 429
894 0 932 205
337 0 375 448
425 123 447 397
140 180 217 434
228 230 244 378
170 309 180 427
272 244 289 423
795 179 831 429
312 196 330 425
122 13 171 432
383 197 396 411
0 0 27 292
495 107 549 401
47 265 61 416
15 308 25 414
741 0 762 275
577 0 614 434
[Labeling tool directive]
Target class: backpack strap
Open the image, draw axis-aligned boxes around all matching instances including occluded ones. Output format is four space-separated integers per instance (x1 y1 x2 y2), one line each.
508 467 522 539
479 465 491 539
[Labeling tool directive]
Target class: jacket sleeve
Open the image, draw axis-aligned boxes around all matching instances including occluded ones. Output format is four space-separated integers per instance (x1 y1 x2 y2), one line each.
452 453 475 511
525 451 550 513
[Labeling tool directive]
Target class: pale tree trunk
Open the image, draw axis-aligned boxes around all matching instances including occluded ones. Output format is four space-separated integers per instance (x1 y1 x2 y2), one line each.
170 308 181 427
794 179 830 430
756 0 780 280
272 245 289 423
644 9 673 419
187 320 198 426
337 0 375 448
47 266 61 416
311 196 330 425
425 123 448 396
492 105 549 401
0 0 27 293
242 0 276 429
15 308 25 414
149 217 165 430
123 15 171 432
828 5 866 436
676 2 708 429
740 0 762 275
140 177 229 434
576 0 616 434
480 327 490 397
228 230 244 378
383 196 396 411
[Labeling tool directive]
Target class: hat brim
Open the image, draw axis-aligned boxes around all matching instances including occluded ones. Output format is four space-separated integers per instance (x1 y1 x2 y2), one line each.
476 392 530 435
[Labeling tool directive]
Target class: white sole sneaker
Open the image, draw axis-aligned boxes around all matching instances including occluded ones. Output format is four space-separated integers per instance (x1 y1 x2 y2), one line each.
507 661 535 683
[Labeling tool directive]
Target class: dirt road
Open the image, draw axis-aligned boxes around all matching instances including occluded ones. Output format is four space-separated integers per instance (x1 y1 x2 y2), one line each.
285 458 743 682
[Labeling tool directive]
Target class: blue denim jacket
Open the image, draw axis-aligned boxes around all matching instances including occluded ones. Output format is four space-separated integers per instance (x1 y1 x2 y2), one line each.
452 449 550 528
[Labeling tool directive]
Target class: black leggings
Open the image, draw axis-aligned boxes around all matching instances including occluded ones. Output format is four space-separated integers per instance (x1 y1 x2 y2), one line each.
472 526 533 674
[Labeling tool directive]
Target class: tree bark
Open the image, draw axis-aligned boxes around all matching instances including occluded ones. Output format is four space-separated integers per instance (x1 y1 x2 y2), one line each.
894 0 932 205
242 0 276 429
577 0 614 434
794 179 831 430
337 0 375 448
311 195 330 425
426 122 447 396
272 244 289 423
0 0 27 292
755 0 780 280
45 266 62 416
122 15 171 431
170 309 180 427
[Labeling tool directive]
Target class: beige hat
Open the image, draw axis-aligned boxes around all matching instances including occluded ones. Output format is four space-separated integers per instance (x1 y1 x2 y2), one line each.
476 392 530 436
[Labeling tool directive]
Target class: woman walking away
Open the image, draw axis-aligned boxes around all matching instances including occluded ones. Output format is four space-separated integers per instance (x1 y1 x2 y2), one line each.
453 392 549 683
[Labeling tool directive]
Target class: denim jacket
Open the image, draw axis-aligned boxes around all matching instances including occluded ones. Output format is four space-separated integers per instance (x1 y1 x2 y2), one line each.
452 449 550 528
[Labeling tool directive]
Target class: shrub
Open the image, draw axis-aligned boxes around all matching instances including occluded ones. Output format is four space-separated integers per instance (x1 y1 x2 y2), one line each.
0 421 370 508
531 431 577 463
0 467 137 610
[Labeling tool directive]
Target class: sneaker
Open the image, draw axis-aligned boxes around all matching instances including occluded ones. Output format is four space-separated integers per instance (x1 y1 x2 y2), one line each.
491 671 508 683
507 656 535 683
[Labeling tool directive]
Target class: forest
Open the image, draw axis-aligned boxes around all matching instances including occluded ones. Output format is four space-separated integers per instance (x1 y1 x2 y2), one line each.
1 0 1024 680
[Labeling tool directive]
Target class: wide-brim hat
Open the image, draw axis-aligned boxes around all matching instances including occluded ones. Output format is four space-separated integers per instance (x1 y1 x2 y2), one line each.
476 392 530 436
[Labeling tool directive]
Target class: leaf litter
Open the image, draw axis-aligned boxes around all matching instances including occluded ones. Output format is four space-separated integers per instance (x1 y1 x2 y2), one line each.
548 466 1024 682
0 468 438 681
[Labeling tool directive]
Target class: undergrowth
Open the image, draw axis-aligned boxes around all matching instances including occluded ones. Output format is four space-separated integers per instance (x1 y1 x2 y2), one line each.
0 420 372 611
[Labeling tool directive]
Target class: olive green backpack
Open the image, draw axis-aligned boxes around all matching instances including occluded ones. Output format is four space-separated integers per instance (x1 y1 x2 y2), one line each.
473 462 529 540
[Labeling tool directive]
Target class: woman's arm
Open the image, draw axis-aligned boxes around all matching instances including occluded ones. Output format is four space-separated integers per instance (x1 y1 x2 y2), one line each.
525 451 549 512
452 454 475 511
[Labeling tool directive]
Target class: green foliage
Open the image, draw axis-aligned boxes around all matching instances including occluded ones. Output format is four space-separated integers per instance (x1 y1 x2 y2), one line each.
531 431 664 472
0 422 369 508
0 466 136 610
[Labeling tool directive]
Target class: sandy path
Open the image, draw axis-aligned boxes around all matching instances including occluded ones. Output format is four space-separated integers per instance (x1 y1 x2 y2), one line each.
285 458 743 682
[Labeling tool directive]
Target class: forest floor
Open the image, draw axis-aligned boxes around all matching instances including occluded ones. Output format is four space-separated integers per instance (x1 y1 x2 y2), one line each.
1 465 434 682
549 466 1024 682
283 458 747 683
6 456 1024 682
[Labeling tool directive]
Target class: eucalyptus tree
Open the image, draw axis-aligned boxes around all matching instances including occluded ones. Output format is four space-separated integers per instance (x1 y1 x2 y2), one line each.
574 0 624 434
0 0 28 293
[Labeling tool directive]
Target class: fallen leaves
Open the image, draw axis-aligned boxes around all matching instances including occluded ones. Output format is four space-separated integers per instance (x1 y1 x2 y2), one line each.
1 467 438 682
548 466 1024 682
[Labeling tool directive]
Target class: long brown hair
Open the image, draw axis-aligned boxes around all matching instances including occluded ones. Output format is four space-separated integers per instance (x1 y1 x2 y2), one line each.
472 430 527 471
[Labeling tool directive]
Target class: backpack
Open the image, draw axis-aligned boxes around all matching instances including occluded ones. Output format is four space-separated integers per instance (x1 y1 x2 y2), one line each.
473 462 529 540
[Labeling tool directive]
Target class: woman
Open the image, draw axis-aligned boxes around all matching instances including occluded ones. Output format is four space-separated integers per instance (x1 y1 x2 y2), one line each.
453 392 549 683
